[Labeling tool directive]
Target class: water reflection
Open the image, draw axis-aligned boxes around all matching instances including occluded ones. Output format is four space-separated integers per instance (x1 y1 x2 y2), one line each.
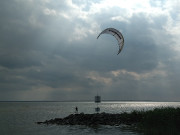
100 102 180 113
84 125 140 135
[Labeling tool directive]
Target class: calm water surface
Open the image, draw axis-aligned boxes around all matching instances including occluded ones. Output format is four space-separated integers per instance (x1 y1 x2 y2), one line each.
0 101 180 135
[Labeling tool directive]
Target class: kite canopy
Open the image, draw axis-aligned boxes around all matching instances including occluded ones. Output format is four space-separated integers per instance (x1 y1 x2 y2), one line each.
97 28 124 55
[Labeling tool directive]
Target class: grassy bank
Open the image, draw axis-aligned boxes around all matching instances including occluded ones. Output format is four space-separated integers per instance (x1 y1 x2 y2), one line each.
128 107 180 127
129 107 180 135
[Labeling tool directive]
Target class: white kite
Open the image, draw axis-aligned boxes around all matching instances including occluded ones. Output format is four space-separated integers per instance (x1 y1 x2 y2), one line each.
97 28 124 55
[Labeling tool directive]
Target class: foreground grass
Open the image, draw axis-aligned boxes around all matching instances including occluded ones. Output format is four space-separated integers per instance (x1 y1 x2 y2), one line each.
129 107 180 135
131 107 180 127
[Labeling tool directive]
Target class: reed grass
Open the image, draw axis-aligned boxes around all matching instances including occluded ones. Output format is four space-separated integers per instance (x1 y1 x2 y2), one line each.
129 107 180 135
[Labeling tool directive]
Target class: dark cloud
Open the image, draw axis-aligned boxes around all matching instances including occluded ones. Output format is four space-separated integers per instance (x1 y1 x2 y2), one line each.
0 0 180 101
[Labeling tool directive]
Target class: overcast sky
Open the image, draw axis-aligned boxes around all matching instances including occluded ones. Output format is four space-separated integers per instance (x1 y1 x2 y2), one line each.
0 0 180 101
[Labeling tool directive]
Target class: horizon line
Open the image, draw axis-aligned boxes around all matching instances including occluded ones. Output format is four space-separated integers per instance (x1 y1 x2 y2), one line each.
0 100 179 102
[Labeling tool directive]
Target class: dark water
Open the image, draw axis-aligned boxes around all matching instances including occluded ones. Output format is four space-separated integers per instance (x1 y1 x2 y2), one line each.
0 101 180 135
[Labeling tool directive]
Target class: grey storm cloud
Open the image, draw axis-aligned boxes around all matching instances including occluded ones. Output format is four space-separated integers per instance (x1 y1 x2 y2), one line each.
0 0 180 101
